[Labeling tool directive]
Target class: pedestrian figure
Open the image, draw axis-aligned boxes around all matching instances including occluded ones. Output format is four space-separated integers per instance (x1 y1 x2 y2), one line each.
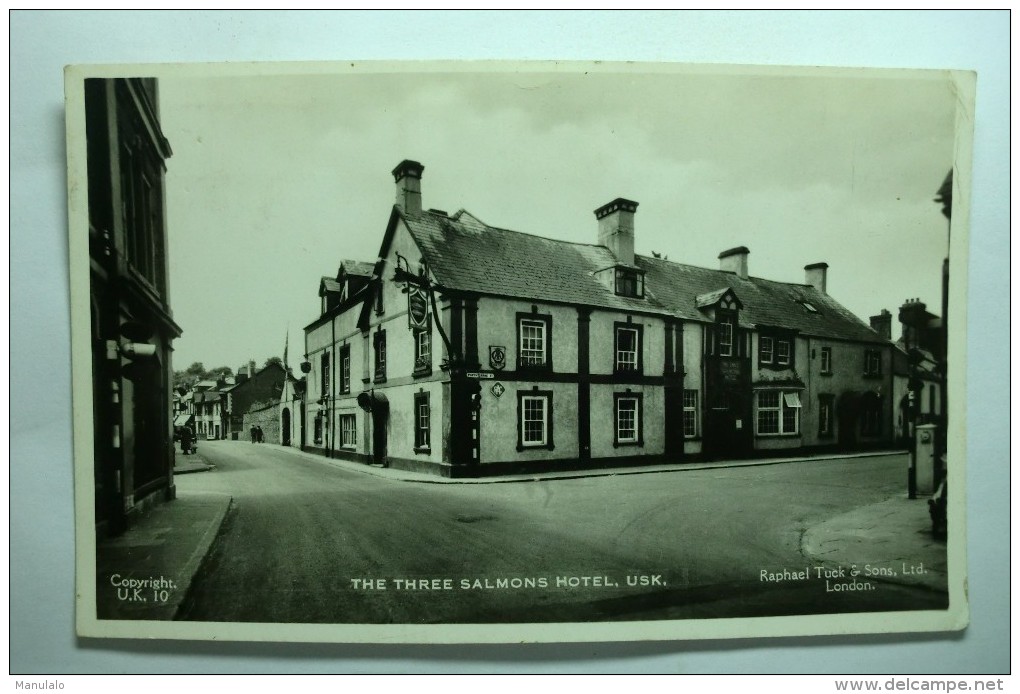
256 425 264 443
181 425 194 456
250 425 257 443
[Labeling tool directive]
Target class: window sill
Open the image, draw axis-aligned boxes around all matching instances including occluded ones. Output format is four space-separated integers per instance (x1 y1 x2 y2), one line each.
413 446 431 455
820 371 833 377
516 443 555 452
862 373 883 380
413 368 432 379
755 432 801 438
516 363 552 372
613 440 644 448
374 375 387 384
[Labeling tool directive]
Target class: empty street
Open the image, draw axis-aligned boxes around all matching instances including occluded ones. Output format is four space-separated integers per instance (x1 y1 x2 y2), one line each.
176 442 946 623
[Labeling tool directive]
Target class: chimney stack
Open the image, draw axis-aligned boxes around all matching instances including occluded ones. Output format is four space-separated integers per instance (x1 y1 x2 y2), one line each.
804 262 829 294
594 198 638 266
719 246 750 280
392 160 424 216
870 309 892 340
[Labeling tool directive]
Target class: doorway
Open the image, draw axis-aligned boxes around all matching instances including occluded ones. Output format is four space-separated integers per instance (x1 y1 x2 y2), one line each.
371 400 389 466
281 407 291 446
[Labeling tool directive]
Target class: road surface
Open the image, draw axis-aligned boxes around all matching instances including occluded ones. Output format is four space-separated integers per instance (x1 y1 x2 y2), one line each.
176 442 947 623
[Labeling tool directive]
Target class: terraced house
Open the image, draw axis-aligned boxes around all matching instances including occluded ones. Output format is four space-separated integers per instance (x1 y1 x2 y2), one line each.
301 161 894 477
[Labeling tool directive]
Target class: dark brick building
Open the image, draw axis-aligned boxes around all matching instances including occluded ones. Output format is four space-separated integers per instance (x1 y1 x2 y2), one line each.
223 362 286 440
86 78 181 534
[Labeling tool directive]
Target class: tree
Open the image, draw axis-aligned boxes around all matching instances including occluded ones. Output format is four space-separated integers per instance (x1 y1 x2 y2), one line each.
264 356 283 369
207 365 234 381
173 362 233 390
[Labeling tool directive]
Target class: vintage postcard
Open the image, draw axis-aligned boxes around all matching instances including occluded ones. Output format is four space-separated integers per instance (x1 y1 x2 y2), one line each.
67 61 972 643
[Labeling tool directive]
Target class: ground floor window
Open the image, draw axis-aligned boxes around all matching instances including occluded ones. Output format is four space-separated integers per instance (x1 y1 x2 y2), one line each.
414 392 430 451
683 389 699 438
339 414 357 448
614 392 643 446
517 390 553 451
756 390 801 435
313 413 322 444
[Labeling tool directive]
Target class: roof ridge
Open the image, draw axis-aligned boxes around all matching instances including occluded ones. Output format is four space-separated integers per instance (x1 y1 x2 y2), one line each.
434 208 609 251
637 253 821 291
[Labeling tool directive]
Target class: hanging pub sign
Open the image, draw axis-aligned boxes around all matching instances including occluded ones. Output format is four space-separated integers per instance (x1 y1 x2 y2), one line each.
407 284 429 331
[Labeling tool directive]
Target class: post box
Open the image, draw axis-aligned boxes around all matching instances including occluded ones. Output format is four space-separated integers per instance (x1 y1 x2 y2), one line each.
914 423 938 496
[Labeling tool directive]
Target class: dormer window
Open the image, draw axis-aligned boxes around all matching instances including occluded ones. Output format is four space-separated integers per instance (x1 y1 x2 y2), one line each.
718 320 734 357
615 268 644 298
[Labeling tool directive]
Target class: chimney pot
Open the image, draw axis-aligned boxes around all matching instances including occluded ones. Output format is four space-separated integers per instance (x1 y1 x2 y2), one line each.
594 198 638 266
719 246 750 280
392 159 424 216
804 262 829 294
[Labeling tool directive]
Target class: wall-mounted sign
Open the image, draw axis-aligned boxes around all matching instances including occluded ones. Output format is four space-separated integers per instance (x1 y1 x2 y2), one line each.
489 345 506 371
407 285 429 331
491 382 505 398
465 372 495 380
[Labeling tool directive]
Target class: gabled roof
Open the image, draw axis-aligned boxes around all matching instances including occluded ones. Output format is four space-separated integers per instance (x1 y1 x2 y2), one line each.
396 207 886 344
637 255 886 342
320 276 342 295
401 208 674 317
340 260 375 279
695 287 740 310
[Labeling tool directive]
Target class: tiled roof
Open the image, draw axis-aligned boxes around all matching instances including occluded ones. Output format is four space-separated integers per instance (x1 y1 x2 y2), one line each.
637 255 886 343
402 210 674 316
400 208 885 344
320 276 342 294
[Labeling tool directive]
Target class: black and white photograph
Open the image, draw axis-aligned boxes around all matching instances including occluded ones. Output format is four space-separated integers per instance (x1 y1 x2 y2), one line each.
67 61 971 643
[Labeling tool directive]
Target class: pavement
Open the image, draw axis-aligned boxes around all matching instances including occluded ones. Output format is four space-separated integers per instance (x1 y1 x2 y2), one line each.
96 443 945 619
801 493 947 592
173 450 215 474
95 490 231 621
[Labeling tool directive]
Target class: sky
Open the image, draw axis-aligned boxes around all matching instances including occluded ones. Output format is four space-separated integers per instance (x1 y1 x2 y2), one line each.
159 64 958 373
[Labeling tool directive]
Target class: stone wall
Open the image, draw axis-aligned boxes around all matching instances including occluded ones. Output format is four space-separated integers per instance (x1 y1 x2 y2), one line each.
241 400 281 444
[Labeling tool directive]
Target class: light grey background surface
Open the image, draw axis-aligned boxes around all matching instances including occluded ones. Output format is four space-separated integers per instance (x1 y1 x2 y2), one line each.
10 10 1008 674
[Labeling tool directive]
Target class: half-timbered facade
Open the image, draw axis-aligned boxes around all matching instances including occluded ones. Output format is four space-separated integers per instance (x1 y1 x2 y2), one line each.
301 161 895 477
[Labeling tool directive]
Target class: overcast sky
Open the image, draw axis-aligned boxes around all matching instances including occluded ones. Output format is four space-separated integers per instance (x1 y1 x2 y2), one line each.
159 64 958 373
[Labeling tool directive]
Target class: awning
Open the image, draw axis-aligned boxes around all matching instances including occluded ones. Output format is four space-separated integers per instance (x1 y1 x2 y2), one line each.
174 414 194 426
